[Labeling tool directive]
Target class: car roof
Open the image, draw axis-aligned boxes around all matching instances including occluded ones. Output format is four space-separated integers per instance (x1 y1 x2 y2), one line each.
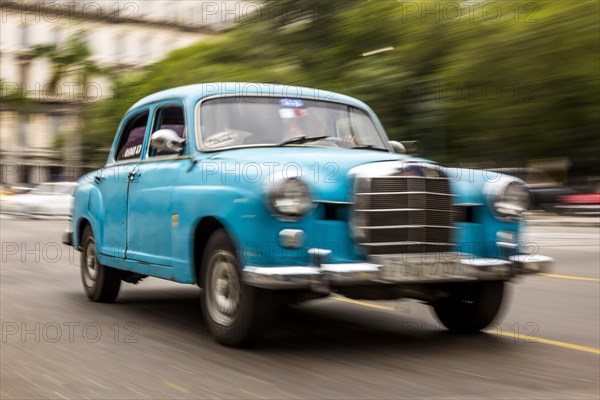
127 82 371 112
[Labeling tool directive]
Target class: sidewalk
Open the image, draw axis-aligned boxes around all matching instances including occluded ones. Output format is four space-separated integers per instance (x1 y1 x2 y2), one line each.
524 212 600 228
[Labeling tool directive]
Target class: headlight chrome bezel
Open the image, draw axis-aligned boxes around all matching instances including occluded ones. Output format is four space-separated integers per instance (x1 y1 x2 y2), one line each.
266 176 313 221
484 177 531 221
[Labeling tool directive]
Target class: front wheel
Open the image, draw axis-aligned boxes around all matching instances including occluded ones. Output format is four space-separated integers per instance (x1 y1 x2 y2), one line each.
80 226 121 303
200 229 272 347
432 281 506 333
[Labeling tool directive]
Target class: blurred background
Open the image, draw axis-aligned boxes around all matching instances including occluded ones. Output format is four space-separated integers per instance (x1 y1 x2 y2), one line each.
1 0 599 214
0 2 599 399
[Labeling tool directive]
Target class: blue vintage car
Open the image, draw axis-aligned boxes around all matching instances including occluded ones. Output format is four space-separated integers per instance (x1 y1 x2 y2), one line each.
64 83 553 346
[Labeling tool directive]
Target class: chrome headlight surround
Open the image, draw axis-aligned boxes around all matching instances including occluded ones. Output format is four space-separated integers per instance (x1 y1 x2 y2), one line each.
484 177 531 221
266 177 312 221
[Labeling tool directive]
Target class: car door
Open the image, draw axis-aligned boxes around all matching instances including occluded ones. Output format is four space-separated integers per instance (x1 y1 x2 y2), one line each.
125 102 187 266
94 110 149 259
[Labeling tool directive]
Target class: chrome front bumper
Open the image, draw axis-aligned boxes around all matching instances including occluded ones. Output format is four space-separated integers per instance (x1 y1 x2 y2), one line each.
242 251 554 290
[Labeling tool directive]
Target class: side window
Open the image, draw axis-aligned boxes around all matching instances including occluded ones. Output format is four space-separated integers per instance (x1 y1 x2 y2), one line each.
151 105 186 157
116 111 149 161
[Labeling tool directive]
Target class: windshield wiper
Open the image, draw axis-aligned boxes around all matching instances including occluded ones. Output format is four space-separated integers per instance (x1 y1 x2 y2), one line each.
352 145 390 152
277 135 330 146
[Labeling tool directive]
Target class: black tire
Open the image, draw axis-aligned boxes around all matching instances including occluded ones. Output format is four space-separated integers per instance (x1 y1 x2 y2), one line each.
200 229 272 347
80 226 121 303
432 280 505 333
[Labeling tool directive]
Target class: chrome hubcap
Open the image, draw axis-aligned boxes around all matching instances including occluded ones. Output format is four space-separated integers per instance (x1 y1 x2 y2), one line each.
83 240 98 287
207 250 240 327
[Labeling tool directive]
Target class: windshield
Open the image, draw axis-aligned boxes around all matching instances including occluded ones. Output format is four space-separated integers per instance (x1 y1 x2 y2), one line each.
198 97 389 151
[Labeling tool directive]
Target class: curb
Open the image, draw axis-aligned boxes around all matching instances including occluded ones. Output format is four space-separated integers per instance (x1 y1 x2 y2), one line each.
524 218 600 228
0 214 70 221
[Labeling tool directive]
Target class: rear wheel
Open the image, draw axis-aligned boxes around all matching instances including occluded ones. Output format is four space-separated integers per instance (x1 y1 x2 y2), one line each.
80 226 121 303
200 229 272 346
432 281 505 333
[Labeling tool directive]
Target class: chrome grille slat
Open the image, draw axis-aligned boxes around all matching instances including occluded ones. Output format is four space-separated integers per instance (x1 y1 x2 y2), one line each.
356 192 454 196
358 225 457 230
367 176 448 180
353 164 455 255
366 244 454 255
354 208 456 212
360 241 455 246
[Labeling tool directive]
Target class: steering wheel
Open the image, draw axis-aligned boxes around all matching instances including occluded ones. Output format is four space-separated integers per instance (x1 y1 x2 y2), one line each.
320 136 355 148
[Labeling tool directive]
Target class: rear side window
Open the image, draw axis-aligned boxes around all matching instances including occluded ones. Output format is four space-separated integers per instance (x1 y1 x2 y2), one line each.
116 111 149 161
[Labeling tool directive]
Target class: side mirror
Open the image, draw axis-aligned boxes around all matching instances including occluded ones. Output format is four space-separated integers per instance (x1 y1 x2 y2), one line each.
388 141 406 154
150 129 185 155
389 140 422 156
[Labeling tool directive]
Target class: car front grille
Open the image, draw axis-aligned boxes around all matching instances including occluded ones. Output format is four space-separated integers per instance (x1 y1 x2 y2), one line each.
352 164 456 255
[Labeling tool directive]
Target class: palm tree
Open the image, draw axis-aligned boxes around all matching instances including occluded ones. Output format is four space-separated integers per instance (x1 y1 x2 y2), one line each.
28 31 110 177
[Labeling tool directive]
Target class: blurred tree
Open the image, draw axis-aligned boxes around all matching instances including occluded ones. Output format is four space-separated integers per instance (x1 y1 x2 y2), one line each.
84 0 600 179
28 31 111 170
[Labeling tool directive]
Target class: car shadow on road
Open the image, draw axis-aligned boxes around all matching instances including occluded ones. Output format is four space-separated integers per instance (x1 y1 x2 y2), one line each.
78 286 515 356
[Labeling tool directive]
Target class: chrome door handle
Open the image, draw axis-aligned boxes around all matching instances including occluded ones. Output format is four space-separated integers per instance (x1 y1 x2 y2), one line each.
128 171 141 181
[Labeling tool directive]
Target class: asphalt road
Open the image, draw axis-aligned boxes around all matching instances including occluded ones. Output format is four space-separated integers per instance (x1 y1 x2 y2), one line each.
1 216 598 399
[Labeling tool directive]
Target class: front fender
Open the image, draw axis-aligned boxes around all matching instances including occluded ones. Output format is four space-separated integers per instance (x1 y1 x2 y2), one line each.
71 179 104 251
450 169 521 258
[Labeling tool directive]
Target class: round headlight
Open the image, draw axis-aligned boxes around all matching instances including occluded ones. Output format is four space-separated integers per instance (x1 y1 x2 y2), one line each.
267 177 312 220
485 179 530 220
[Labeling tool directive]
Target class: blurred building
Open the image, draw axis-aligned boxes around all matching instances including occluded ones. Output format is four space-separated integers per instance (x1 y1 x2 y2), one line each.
1 0 258 184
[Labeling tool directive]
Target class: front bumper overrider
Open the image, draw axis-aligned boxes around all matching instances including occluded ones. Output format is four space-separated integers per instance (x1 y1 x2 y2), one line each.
242 250 554 290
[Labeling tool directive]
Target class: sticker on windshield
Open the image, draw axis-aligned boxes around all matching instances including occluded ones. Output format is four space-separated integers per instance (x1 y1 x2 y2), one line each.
204 131 238 148
294 108 309 117
279 108 295 119
279 98 304 109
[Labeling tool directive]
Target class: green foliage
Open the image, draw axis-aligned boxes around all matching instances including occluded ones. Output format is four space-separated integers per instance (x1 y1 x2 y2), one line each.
28 31 105 93
86 0 600 176
0 79 37 113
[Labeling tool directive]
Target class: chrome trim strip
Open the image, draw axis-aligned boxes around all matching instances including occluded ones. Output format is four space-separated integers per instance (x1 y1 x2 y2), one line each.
104 155 191 168
356 192 455 196
461 258 511 267
359 241 455 247
360 176 449 180
358 225 458 230
242 266 321 289
321 263 380 273
354 208 456 213
313 200 354 205
497 241 519 249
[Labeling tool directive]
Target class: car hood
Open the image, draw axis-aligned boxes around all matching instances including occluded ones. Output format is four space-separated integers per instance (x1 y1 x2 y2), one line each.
203 147 432 203
208 146 409 165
